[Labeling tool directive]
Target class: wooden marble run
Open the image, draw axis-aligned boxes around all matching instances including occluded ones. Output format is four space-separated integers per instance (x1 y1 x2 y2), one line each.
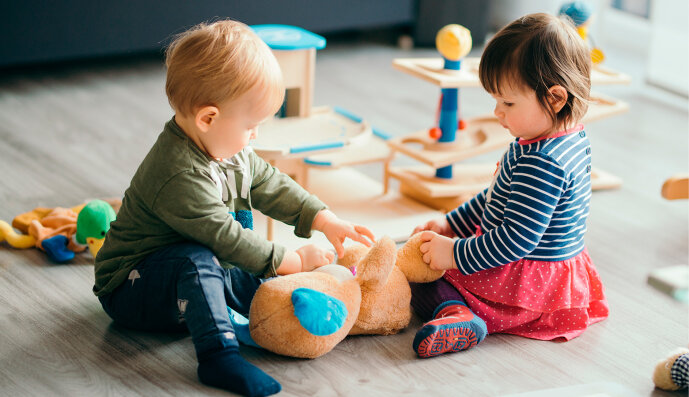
250 23 631 234
251 25 391 190
250 25 398 239
385 23 631 212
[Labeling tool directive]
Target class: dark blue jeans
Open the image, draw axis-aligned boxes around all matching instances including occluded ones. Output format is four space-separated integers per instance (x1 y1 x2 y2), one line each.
98 242 265 359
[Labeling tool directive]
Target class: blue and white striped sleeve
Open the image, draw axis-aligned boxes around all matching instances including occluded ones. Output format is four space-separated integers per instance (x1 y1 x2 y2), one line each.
452 153 567 274
445 188 488 238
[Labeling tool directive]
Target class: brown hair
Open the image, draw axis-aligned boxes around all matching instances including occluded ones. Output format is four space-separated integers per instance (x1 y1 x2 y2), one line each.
479 13 591 129
165 20 284 117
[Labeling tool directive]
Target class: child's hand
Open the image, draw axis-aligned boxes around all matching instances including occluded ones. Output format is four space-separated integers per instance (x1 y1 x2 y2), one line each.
313 210 375 258
296 244 335 272
419 231 456 271
413 216 455 237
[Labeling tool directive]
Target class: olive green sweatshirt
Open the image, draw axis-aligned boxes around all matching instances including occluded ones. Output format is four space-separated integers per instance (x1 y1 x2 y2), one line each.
93 117 327 296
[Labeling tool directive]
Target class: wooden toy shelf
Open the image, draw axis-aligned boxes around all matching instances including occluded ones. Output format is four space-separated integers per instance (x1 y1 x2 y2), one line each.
386 56 631 211
392 57 631 88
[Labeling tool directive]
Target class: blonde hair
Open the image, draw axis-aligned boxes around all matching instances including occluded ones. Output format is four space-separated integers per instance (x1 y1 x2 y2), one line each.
165 20 285 117
479 13 591 129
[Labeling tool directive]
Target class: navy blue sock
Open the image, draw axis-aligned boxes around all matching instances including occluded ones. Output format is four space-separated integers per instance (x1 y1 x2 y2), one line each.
197 349 281 397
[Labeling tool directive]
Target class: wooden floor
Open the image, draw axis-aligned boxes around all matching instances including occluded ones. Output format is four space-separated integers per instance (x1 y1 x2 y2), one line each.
0 38 687 397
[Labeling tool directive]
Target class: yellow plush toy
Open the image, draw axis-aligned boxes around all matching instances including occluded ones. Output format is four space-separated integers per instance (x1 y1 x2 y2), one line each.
248 233 443 358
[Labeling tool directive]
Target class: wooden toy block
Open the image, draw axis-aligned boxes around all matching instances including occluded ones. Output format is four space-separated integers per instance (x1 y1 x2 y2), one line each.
648 265 689 302
591 168 623 191
661 174 689 200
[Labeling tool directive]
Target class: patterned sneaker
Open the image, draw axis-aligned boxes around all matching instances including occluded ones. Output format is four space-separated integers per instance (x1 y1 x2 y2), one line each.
413 301 487 358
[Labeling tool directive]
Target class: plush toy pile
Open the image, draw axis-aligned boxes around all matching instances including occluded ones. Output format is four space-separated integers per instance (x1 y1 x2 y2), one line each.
0 199 118 261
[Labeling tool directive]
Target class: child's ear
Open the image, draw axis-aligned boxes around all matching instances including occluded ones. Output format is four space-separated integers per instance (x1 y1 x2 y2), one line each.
547 85 568 113
195 106 219 133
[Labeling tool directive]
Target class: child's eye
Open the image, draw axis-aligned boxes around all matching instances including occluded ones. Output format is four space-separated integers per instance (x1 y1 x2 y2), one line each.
503 102 514 107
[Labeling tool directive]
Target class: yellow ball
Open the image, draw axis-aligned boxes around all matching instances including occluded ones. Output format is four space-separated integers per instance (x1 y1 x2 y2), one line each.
436 24 472 61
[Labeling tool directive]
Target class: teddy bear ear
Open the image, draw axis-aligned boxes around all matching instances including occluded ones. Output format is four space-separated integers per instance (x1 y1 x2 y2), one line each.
337 244 369 271
396 232 445 283
355 236 396 290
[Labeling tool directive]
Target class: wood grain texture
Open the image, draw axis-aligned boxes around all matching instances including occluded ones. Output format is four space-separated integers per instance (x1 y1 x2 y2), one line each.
0 42 686 397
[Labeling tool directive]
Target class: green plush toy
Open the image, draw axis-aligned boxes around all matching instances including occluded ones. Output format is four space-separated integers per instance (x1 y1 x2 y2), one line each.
76 200 116 257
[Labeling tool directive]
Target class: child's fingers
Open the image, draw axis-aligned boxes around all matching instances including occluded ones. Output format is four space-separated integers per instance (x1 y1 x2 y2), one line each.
325 251 335 263
354 225 376 243
329 238 344 258
419 230 436 241
420 241 430 253
349 229 373 247
422 252 431 264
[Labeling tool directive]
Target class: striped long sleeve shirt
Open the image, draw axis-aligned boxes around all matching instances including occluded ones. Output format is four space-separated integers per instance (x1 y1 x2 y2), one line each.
446 125 593 275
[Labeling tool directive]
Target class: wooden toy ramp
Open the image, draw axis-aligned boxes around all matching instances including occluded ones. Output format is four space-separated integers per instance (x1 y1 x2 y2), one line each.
251 106 371 161
386 116 513 170
302 127 392 168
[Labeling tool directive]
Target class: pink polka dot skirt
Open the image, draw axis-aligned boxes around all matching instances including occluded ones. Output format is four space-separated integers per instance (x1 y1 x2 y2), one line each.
443 248 608 341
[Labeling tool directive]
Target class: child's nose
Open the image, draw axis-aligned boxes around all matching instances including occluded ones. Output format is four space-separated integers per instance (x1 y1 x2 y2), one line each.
493 105 503 118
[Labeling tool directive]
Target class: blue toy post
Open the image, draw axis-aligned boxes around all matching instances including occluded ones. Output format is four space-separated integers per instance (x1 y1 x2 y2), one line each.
436 58 461 178
433 25 472 179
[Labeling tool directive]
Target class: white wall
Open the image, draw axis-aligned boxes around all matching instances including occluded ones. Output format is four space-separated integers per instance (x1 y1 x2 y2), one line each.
646 0 688 96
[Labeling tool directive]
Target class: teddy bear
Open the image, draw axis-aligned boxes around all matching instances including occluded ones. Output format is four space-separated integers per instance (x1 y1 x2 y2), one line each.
653 347 688 391
247 233 444 359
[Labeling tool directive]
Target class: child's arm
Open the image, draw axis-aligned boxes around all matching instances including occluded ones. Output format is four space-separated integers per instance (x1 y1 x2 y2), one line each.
445 188 488 238
153 170 288 278
248 151 374 257
420 153 568 274
248 151 326 239
277 244 336 275
415 188 487 238
311 209 375 258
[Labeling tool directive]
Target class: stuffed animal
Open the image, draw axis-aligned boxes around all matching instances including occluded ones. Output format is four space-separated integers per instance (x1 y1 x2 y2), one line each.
653 347 689 391
0 199 117 262
248 233 443 358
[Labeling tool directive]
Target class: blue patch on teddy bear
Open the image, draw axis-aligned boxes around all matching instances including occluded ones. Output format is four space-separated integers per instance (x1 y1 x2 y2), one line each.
292 288 348 336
